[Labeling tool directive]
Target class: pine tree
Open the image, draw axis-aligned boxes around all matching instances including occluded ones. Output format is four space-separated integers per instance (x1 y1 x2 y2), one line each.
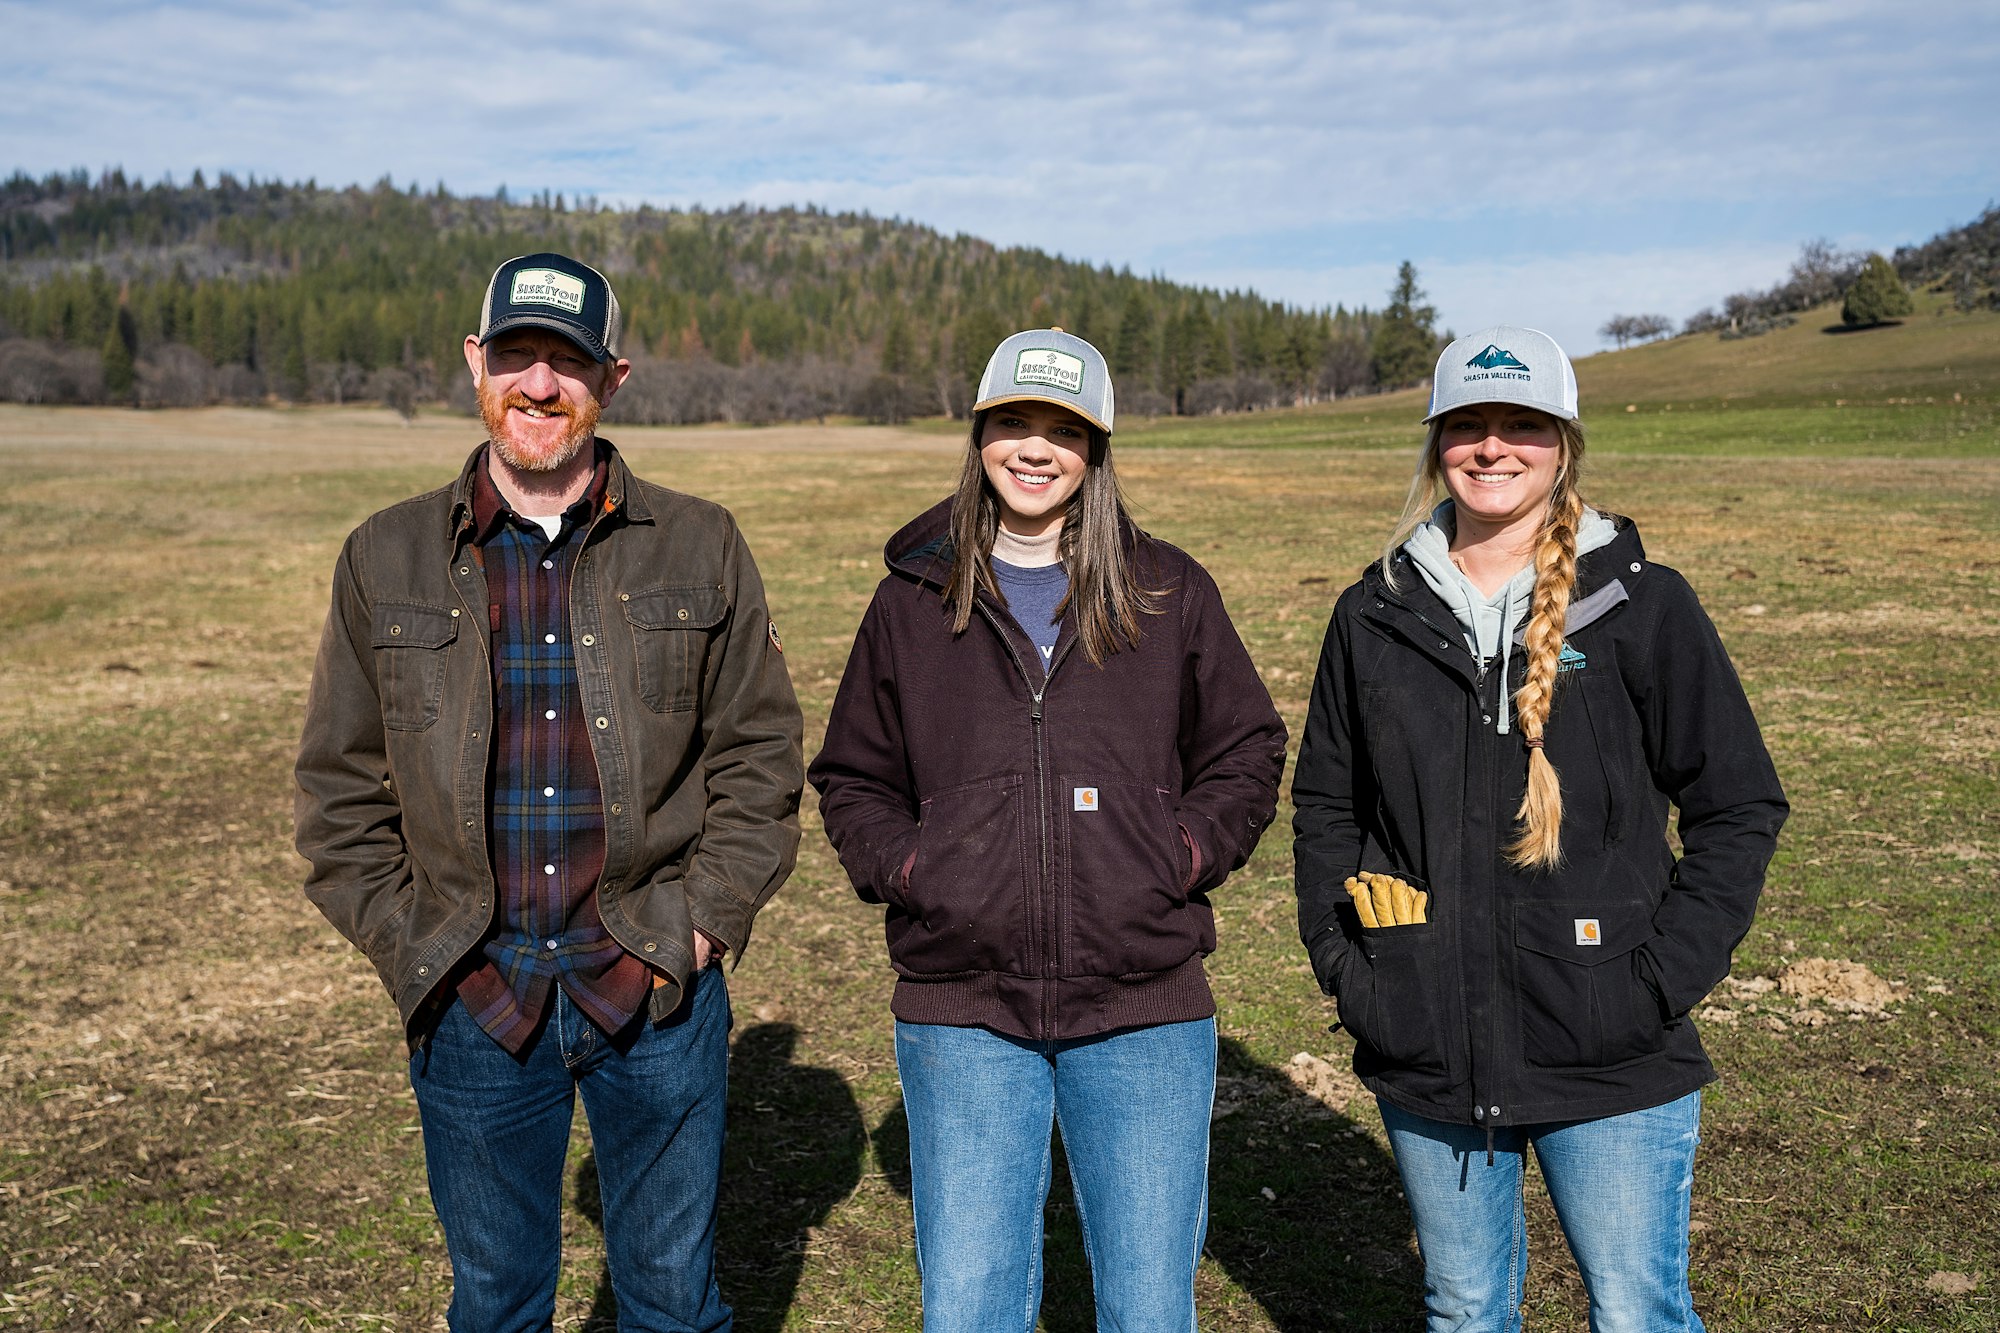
1370 261 1438 390
1842 253 1914 327
102 306 137 400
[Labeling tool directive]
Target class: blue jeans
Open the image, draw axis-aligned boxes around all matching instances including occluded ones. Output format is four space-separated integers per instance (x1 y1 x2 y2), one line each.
1380 1091 1706 1333
409 965 733 1333
894 1018 1216 1333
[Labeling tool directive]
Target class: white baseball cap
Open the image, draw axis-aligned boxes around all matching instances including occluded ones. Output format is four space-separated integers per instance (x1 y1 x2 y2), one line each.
1425 325 1577 423
974 328 1115 434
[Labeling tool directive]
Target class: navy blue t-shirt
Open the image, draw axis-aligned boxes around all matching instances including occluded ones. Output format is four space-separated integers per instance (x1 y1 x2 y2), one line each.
991 558 1068 670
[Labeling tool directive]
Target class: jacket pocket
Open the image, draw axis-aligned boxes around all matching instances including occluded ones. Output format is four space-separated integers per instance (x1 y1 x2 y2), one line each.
1340 905 1447 1072
622 585 728 713
890 775 1030 976
1514 898 1665 1069
1060 776 1194 976
370 603 457 732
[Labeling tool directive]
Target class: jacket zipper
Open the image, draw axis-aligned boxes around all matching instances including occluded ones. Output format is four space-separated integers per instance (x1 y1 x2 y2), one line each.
976 601 1075 1039
1377 576 1505 1133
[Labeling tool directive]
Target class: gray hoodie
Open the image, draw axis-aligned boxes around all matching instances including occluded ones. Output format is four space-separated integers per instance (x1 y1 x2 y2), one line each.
1402 502 1620 733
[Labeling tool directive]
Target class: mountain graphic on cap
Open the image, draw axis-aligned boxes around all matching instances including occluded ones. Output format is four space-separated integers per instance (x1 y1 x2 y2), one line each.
1467 345 1529 371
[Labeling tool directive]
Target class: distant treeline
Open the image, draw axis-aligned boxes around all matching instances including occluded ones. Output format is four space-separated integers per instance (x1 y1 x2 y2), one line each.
0 169 1442 420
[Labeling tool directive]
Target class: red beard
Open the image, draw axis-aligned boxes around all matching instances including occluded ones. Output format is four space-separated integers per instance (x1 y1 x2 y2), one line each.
478 379 601 473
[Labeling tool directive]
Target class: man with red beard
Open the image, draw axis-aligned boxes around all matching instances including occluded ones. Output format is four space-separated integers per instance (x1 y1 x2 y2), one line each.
296 252 803 1330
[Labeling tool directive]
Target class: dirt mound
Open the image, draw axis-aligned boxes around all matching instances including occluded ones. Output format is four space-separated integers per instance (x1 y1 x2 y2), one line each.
1285 1050 1365 1109
1779 958 1909 1013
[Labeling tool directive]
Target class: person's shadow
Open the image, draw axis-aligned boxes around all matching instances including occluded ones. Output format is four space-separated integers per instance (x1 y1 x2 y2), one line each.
870 1034 1419 1331
573 1021 868 1332
1204 1035 1422 1331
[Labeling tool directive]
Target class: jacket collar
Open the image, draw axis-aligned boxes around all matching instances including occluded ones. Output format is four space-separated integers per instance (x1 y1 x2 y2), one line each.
448 436 649 539
1362 513 1649 673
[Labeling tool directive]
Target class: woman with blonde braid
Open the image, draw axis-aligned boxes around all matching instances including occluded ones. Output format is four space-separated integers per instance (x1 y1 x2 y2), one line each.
1292 326 1787 1332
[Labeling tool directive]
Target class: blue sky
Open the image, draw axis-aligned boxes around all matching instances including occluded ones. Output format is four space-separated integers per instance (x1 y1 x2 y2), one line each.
8 0 1996 355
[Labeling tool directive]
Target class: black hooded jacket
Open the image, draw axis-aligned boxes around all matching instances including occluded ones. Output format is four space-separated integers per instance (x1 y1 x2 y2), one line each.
810 499 1287 1041
1293 518 1787 1126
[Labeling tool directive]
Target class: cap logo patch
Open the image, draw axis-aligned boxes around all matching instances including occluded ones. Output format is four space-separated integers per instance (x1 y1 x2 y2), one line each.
1014 348 1084 395
1073 786 1099 811
1463 344 1531 385
1575 918 1602 946
510 268 587 314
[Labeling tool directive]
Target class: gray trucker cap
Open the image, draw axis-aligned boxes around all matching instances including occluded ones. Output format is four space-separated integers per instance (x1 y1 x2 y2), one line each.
1425 325 1577 423
974 328 1115 434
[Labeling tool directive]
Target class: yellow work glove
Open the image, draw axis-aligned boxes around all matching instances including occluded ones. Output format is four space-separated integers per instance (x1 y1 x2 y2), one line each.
1345 872 1428 926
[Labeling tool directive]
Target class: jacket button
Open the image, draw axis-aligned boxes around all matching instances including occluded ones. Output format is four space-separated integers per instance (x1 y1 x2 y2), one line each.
677 609 689 621
643 941 658 953
1438 640 1450 649
1482 714 1492 724
389 625 401 636
1630 562 1642 573
465 818 474 828
417 965 430 977
610 803 623 815
451 608 461 618
581 634 594 646
459 566 470 576
595 717 609 729
1489 1105 1501 1117
1374 599 1385 608
620 592 631 602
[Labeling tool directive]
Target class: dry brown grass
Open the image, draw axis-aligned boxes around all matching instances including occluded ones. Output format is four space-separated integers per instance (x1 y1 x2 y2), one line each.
2 402 1995 1330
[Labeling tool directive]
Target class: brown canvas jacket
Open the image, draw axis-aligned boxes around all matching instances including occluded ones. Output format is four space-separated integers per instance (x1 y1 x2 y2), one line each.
809 500 1287 1041
295 442 804 1042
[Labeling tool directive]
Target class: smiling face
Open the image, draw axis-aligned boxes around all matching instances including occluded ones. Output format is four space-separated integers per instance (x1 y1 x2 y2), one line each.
464 328 629 474
1435 402 1566 545
979 401 1093 537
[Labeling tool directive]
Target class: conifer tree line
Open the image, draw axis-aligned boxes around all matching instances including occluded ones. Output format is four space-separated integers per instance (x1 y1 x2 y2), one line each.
0 169 1446 421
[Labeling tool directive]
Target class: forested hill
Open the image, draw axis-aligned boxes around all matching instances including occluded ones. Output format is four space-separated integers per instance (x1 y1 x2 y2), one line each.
0 170 1384 421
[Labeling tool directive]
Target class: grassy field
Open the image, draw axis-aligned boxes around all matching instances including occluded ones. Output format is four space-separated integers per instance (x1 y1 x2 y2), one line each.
2 303 1996 1330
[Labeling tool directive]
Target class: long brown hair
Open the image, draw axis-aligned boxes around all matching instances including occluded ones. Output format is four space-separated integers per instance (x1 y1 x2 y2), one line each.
942 408 1159 664
1377 414 1591 870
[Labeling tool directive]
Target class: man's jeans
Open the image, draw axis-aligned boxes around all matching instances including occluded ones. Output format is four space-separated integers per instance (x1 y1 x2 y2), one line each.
410 965 733 1333
1380 1090 1706 1333
894 1018 1216 1333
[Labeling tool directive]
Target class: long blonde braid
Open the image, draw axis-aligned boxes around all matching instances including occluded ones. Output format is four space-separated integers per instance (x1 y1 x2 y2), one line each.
1504 428 1587 869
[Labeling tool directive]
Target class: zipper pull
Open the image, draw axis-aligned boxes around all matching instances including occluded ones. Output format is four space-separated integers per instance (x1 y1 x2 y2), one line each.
1031 693 1044 723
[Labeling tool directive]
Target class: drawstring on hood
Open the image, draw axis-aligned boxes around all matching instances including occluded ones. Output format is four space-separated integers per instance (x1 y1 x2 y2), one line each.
1402 502 1619 734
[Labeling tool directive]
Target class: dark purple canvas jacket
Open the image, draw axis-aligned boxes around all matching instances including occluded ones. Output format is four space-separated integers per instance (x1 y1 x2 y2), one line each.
808 500 1287 1041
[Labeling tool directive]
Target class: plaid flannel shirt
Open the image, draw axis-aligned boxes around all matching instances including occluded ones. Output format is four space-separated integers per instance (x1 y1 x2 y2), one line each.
455 445 651 1051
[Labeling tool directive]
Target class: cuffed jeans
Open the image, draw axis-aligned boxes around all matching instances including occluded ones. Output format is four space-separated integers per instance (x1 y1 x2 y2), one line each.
409 965 733 1333
893 1018 1216 1333
1380 1090 1706 1333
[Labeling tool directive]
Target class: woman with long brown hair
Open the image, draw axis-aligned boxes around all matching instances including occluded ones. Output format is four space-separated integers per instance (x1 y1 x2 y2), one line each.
811 328 1286 1330
1293 326 1787 1331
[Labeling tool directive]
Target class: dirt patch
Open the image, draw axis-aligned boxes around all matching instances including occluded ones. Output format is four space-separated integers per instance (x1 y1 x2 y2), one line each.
1283 1050 1366 1111
1924 1270 1981 1295
1778 957 1910 1012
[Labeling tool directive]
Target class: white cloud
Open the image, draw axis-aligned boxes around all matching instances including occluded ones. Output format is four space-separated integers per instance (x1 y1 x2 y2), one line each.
5 0 1995 322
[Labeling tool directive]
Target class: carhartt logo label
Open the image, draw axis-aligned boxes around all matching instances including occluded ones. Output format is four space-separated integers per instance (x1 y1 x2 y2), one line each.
1558 643 1586 673
510 268 586 314
1463 344 1531 385
1015 348 1084 395
1073 787 1099 811
1575 918 1602 946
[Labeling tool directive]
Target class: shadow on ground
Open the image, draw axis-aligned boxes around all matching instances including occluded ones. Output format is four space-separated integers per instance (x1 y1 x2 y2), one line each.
573 1021 868 1332
869 1034 1421 1331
